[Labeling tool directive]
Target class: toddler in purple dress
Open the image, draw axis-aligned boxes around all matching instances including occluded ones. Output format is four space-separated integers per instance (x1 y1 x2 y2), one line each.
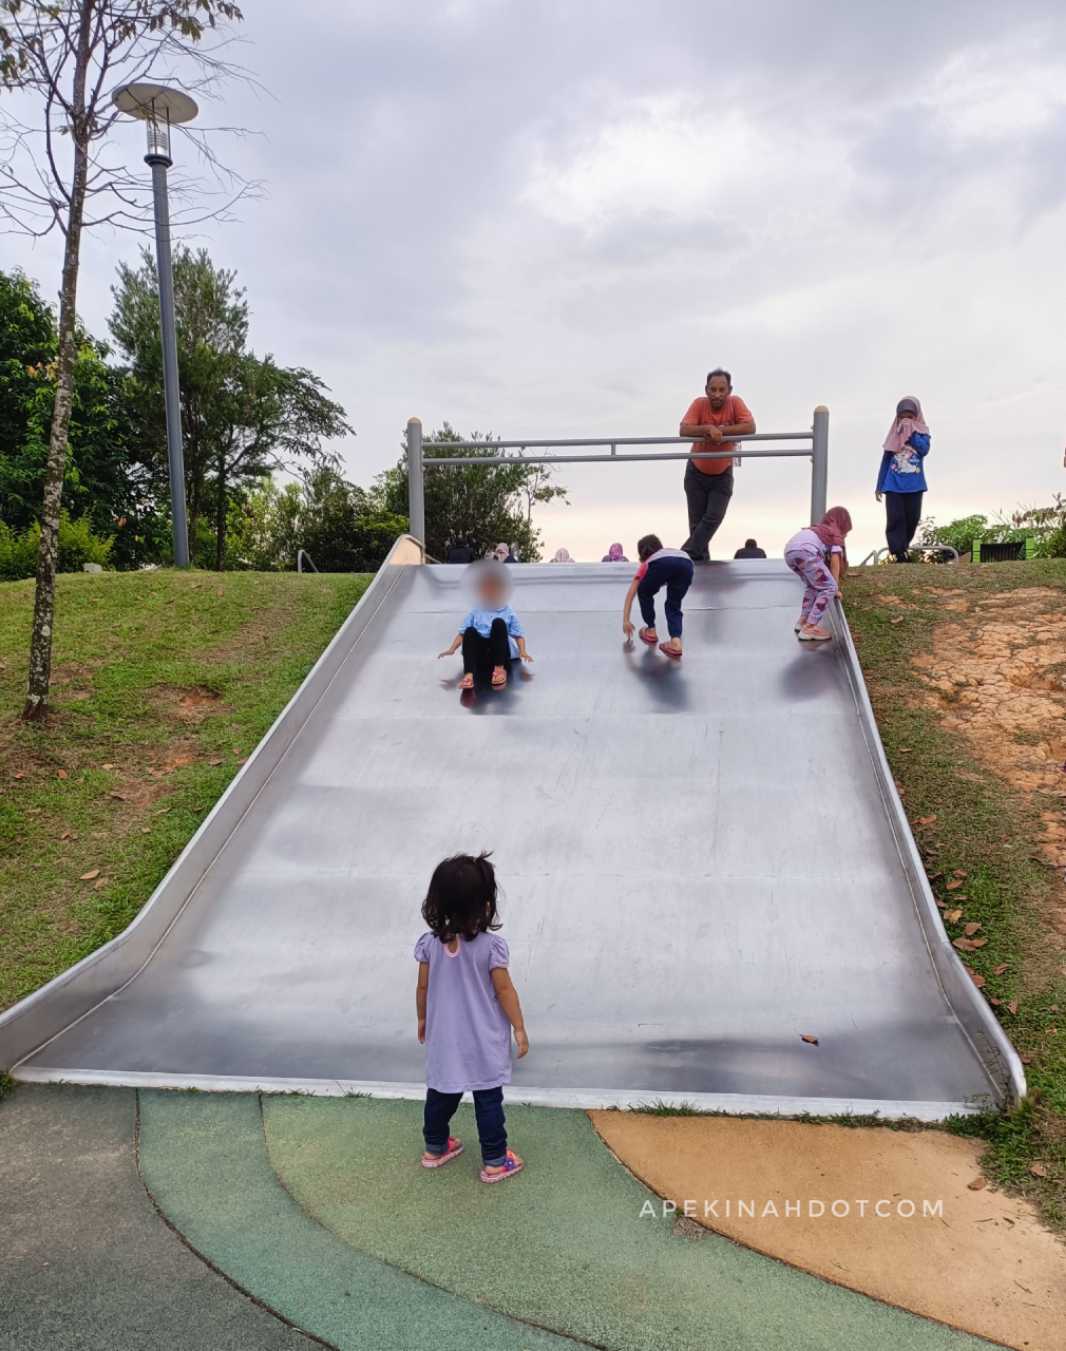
415 853 529 1183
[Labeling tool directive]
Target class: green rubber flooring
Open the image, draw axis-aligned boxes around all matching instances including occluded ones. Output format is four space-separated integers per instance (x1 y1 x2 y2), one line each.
0 1085 315 1351
260 1095 998 1351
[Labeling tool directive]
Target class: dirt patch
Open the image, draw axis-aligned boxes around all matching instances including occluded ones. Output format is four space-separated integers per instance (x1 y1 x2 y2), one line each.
151 683 223 725
591 1112 1066 1351
912 588 1066 945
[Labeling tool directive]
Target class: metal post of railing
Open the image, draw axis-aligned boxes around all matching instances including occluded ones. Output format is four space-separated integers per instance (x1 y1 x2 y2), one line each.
811 405 829 521
406 416 425 545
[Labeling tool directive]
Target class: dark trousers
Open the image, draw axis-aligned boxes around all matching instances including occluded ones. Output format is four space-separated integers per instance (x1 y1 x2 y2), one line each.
423 1085 507 1165
682 463 734 561
637 555 694 639
461 619 511 678
884 491 923 560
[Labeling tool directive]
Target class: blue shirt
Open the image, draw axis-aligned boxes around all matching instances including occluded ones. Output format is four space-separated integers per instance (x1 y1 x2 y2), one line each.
459 604 524 657
877 433 930 494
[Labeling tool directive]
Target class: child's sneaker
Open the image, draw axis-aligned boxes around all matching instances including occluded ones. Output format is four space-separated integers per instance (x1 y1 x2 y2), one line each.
798 624 832 642
422 1137 464 1168
480 1149 524 1184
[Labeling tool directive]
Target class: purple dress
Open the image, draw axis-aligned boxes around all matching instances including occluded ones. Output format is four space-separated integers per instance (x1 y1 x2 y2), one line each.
414 931 512 1093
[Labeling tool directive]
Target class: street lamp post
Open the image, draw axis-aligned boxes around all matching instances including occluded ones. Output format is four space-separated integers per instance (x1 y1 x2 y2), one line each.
112 82 198 568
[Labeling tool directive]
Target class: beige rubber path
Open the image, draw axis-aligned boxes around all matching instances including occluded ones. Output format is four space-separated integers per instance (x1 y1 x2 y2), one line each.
590 1113 1065 1351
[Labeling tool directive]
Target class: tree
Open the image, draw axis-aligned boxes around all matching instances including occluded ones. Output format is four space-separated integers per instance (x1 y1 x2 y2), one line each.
226 469 407 574
378 423 567 561
0 267 166 568
0 0 245 719
109 246 353 568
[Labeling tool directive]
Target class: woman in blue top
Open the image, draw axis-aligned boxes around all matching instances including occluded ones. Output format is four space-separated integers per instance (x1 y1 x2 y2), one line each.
876 395 931 562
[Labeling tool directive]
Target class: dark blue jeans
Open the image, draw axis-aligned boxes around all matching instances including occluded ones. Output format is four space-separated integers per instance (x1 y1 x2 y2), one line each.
637 555 695 639
423 1086 507 1165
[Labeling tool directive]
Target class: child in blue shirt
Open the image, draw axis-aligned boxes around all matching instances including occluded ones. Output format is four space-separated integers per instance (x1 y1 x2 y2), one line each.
876 395 930 562
438 561 532 690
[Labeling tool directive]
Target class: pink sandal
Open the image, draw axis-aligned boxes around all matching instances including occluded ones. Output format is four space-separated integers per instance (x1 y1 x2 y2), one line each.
491 665 508 689
459 673 474 690
422 1137 464 1168
638 628 658 646
480 1149 524 1184
658 642 683 661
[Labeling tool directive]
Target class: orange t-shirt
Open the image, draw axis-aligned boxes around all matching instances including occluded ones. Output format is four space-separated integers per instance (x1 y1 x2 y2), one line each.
681 394 754 475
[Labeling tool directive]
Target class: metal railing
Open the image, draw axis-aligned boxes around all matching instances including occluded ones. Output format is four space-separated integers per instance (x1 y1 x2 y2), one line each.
404 408 830 547
296 549 318 574
857 544 960 567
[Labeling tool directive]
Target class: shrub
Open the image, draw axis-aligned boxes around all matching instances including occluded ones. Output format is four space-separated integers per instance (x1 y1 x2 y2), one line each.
0 512 113 581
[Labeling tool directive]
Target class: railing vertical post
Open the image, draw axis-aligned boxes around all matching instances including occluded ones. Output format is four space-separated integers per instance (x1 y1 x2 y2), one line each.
810 405 829 521
406 416 425 545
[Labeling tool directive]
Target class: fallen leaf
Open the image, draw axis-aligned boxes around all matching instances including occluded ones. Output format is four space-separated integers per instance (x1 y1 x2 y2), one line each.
1020 1053 1032 1064
102 762 114 770
945 908 964 923
988 997 1003 1006
970 937 988 948
946 878 964 891
963 922 982 936
953 869 968 878
1028 1162 1049 1178
967 1176 987 1191
935 900 946 909
992 964 1008 975
56 768 68 780
79 868 100 881
898 746 913 752
1007 1000 1019 1015
954 938 979 951
140 826 150 834
967 970 986 988
61 829 72 841
93 878 106 890
109 791 128 801
800 1034 819 1046
890 616 905 625
1050 1005 1059 1014
209 758 224 766
916 815 937 826
13 771 25 780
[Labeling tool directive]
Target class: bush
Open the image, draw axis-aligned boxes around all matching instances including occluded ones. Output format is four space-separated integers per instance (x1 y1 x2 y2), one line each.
0 512 113 581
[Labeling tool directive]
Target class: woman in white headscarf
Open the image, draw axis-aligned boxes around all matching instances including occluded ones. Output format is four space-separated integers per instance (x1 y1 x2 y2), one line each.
551 547 575 563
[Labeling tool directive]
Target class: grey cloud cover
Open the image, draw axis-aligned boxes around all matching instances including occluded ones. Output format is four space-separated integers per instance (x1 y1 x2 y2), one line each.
8 0 1066 558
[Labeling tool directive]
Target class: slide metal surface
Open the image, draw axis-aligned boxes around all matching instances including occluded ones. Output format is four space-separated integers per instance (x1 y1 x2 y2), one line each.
1 539 1024 1117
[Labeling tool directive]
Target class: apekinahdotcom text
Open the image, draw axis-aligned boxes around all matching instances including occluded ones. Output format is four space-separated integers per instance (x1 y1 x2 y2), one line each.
640 1198 944 1220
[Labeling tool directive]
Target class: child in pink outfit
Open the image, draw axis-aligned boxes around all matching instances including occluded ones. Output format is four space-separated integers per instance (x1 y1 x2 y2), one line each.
784 506 852 642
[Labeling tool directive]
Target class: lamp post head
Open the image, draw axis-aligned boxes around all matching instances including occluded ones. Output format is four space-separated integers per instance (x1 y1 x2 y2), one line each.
112 82 198 167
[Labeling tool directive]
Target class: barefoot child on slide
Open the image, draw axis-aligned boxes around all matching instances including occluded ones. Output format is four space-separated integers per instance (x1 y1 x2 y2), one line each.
438 561 532 690
622 534 695 660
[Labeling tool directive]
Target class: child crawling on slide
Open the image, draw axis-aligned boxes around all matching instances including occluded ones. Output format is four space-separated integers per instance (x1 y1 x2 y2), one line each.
438 561 532 690
622 534 695 661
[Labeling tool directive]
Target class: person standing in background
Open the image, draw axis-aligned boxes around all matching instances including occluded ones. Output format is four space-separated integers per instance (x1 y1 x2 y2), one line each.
734 538 766 559
876 396 930 562
679 369 756 562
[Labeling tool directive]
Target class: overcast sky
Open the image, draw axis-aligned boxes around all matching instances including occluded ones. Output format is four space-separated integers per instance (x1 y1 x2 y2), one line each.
8 0 1066 560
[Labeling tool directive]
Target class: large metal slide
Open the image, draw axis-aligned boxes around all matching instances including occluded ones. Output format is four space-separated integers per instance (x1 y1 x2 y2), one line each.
0 538 1023 1117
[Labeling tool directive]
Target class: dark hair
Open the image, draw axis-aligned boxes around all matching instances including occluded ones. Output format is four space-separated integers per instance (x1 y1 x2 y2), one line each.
745 538 757 548
421 852 500 941
706 368 732 390
637 533 662 561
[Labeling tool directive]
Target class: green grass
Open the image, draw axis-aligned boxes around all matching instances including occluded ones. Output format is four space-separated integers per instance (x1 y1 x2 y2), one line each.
846 558 1066 1231
0 569 369 1017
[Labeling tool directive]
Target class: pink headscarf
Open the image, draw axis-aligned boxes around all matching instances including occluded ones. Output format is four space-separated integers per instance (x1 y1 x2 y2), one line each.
606 542 626 562
883 396 929 455
811 506 853 553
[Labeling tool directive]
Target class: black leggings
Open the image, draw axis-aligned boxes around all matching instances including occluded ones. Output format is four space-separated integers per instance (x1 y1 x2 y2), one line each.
462 619 511 678
884 491 923 561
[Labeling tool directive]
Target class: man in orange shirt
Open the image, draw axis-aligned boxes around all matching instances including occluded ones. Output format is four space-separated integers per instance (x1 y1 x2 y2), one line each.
679 368 756 561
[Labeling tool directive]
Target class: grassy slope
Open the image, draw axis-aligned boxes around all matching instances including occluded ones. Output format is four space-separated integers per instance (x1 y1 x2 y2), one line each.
846 560 1066 1231
0 569 368 1013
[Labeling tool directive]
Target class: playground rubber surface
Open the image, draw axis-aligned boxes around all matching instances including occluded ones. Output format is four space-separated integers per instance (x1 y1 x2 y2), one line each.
4 1085 1020 1350
591 1111 1065 1351
0 1085 315 1351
